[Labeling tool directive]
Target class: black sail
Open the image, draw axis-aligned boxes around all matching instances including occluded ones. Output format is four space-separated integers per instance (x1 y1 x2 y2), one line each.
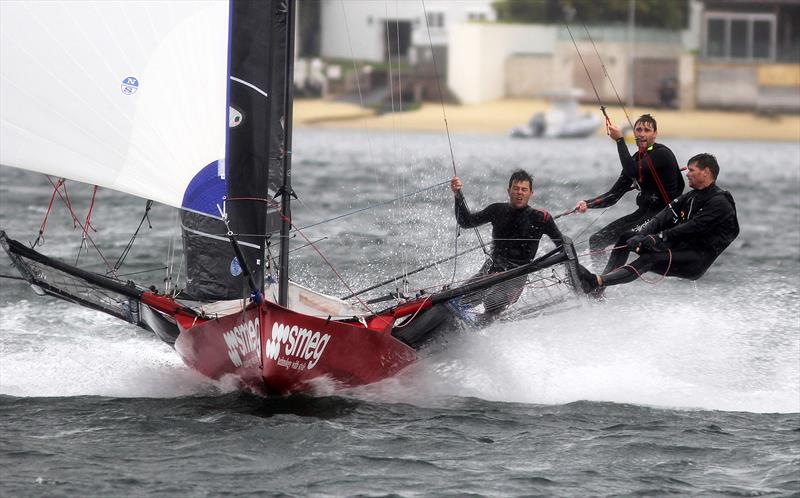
181 0 288 301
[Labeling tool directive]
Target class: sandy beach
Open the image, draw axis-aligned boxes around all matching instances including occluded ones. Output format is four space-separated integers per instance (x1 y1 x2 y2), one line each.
294 98 800 142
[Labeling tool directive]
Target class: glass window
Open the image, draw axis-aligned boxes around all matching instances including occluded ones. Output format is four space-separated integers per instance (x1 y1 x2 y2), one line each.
753 20 771 58
730 19 748 58
704 14 776 61
707 18 726 58
426 12 444 28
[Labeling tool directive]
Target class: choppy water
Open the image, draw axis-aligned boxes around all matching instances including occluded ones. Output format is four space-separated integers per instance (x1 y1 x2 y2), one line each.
1 129 798 497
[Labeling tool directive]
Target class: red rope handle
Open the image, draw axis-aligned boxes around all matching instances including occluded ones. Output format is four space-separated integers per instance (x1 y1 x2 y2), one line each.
81 185 98 240
33 178 65 246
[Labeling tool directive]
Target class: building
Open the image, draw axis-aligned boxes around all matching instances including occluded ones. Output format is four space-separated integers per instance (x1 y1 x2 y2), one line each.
695 0 800 111
298 0 494 101
302 0 799 112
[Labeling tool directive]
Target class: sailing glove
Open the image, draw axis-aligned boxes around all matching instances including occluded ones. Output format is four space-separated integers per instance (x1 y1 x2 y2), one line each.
626 234 648 251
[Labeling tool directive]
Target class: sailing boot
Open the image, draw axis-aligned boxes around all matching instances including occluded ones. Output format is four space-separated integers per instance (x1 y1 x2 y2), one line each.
576 264 601 294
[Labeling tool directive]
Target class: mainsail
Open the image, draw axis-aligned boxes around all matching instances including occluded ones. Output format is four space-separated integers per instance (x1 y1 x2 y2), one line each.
0 1 228 209
0 0 288 302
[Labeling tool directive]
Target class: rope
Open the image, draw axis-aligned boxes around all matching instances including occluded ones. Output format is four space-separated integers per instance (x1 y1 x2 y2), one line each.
250 195 376 315
553 207 578 220
75 185 99 266
113 200 153 275
616 248 673 284
421 0 489 281
392 296 432 329
573 206 612 246
43 178 113 272
562 17 610 130
580 19 634 130
640 150 673 207
421 0 457 178
32 178 64 247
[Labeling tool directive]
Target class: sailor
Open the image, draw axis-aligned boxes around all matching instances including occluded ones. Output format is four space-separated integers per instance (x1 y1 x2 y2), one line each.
450 170 563 312
573 113 684 274
577 153 739 292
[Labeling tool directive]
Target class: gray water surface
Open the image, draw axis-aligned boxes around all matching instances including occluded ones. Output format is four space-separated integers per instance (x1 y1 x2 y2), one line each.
1 129 798 496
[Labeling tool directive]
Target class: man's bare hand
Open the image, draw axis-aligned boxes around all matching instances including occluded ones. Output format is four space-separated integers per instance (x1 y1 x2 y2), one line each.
608 123 623 141
450 176 463 194
575 200 588 213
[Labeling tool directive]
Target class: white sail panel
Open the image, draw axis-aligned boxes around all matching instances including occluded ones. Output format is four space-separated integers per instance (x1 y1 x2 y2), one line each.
0 1 229 209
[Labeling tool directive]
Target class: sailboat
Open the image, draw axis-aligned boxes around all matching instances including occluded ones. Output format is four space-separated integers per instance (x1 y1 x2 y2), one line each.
0 0 581 396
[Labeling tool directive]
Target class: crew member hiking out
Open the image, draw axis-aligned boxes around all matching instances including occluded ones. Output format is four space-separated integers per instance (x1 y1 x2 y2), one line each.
574 113 684 273
450 169 563 313
577 153 739 292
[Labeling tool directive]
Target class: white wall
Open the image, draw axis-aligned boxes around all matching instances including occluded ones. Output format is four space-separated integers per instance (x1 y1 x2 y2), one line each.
410 0 496 47
320 0 400 62
320 0 496 62
448 24 557 104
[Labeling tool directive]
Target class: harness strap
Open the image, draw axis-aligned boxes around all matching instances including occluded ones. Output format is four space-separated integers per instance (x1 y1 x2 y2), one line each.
638 147 672 207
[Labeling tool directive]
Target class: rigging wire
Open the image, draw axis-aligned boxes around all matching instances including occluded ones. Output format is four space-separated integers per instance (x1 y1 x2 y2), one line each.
394 1 411 295
295 180 449 231
562 15 611 131
579 18 635 130
75 185 99 267
44 177 114 272
420 0 488 285
339 0 378 180
113 199 153 275
255 194 377 314
32 177 65 247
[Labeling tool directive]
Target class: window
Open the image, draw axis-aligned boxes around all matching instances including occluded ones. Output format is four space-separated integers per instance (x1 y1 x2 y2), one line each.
704 13 776 61
753 20 771 59
467 12 487 22
707 18 726 57
426 12 444 28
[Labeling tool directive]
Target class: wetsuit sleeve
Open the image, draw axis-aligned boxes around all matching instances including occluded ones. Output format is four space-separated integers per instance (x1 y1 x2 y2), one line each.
583 172 635 209
616 138 638 179
542 212 563 248
454 192 496 228
661 194 736 244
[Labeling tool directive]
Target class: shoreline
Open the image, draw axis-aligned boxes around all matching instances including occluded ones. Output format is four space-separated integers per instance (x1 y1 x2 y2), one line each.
293 98 800 142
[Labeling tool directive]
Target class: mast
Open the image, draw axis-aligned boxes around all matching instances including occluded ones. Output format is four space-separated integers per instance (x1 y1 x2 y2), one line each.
278 0 296 307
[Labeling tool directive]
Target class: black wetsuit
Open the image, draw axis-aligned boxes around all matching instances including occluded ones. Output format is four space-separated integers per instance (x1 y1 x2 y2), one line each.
600 183 739 286
454 193 563 312
455 193 563 270
584 140 684 272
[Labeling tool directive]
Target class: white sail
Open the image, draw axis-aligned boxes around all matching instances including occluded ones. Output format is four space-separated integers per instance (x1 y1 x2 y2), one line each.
0 0 229 210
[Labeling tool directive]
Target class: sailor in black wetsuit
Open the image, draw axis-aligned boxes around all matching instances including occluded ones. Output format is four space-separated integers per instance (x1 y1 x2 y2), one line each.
451 170 563 312
578 153 739 291
574 114 684 273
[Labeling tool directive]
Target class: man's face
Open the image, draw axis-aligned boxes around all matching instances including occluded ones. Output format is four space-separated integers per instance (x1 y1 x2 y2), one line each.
686 162 713 189
508 180 532 209
634 121 657 148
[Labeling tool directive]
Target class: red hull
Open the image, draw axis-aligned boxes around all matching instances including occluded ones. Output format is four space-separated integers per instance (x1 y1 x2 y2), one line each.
173 301 417 395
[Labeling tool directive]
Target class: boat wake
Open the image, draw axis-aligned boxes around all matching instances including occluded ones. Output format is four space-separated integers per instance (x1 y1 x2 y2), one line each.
2 277 796 413
0 300 223 398
347 281 799 414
